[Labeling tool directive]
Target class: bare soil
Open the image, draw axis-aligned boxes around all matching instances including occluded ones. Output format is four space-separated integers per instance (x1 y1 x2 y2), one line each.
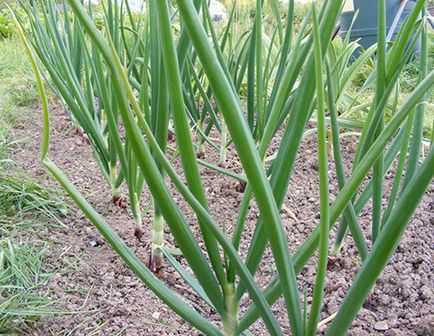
11 104 433 336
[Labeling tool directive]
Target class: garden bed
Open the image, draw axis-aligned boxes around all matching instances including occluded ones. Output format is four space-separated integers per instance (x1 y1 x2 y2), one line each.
11 104 433 336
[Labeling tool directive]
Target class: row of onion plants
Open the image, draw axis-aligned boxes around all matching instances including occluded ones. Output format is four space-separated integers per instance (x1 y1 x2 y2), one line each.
13 0 433 335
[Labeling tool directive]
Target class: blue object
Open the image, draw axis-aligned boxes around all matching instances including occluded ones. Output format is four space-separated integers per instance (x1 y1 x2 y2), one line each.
340 0 420 54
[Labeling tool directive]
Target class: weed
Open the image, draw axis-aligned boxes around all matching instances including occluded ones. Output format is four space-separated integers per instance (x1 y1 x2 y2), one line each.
0 174 68 227
0 239 55 335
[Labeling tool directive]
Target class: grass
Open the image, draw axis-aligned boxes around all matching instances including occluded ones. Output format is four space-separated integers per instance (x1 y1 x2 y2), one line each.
0 239 55 335
0 38 38 106
0 174 68 229
0 37 38 166
0 172 64 333
0 35 67 333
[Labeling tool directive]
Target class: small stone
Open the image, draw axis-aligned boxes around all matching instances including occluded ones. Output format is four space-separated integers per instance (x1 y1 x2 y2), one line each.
152 312 161 320
173 272 181 281
297 224 305 233
374 321 389 331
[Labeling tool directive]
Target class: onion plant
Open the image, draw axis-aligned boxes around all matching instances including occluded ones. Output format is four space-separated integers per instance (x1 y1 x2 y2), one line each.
14 0 433 335
19 0 125 203
19 0 171 264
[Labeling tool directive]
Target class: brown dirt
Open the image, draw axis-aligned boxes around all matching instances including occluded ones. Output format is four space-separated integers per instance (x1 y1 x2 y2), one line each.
10 104 433 336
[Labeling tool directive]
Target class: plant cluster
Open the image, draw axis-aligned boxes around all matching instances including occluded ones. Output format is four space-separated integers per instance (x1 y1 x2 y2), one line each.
13 0 434 335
